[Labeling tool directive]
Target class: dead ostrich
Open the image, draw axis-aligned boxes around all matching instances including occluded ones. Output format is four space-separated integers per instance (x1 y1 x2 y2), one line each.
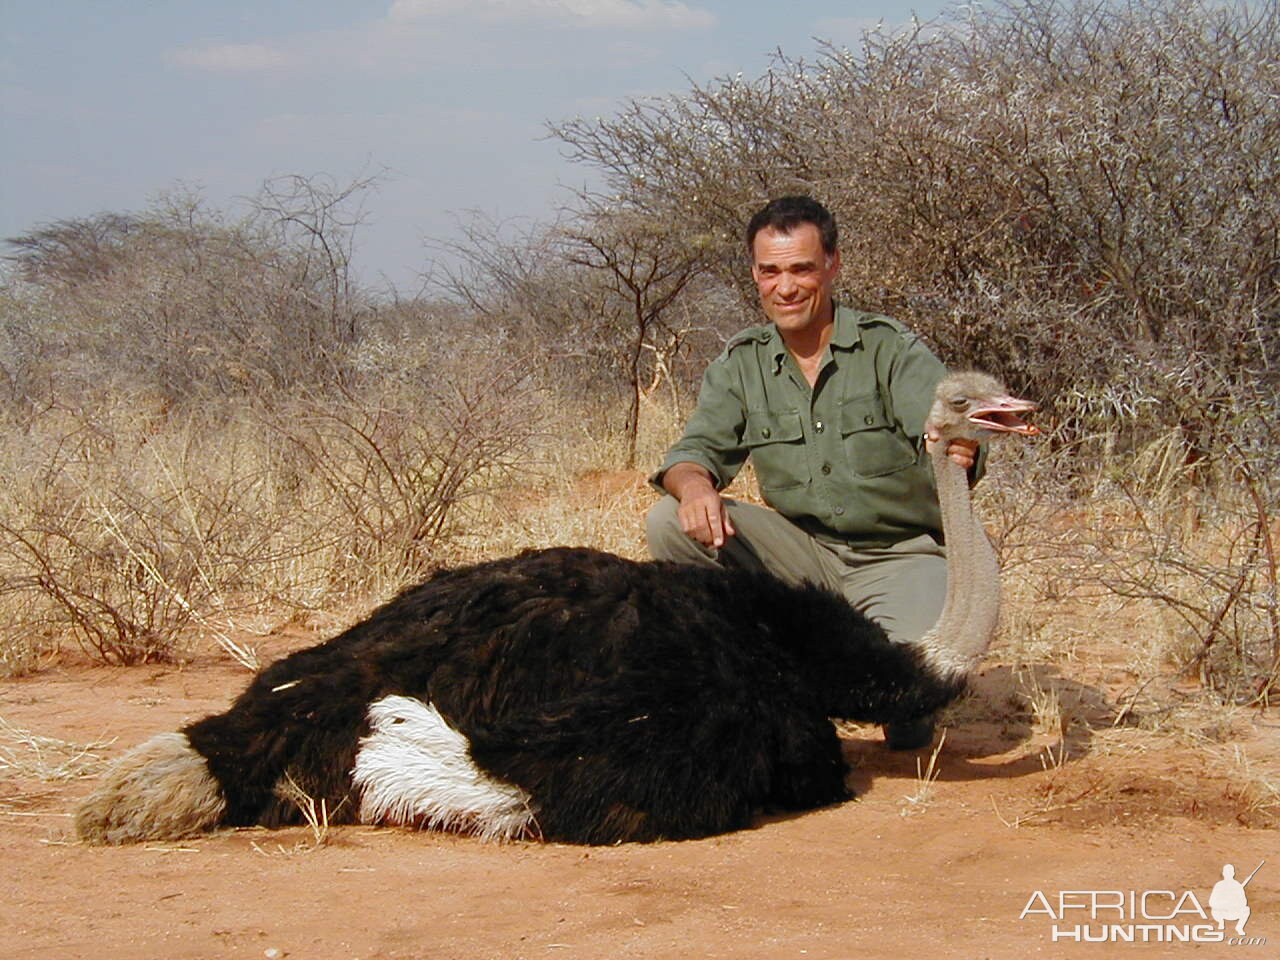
75 372 1036 846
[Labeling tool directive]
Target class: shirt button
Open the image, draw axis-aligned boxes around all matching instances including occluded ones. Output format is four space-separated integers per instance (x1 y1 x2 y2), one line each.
821 463 832 475
761 427 771 438
833 506 845 516
864 415 875 426
814 420 825 433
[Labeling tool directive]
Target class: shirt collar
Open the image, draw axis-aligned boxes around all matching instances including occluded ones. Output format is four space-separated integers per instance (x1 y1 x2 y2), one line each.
767 302 861 375
828 304 863 350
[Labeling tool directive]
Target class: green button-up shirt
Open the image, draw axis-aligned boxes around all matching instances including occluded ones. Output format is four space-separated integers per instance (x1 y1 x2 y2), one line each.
654 305 972 547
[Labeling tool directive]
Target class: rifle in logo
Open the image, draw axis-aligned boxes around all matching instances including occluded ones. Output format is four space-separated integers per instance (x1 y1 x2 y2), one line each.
1210 860 1264 936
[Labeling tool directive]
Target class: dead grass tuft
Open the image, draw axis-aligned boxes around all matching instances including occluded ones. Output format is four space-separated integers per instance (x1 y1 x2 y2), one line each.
899 730 948 816
0 717 112 782
1219 743 1280 819
273 771 348 849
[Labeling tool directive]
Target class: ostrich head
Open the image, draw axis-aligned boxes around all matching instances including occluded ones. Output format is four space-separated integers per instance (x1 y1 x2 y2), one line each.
924 372 1039 444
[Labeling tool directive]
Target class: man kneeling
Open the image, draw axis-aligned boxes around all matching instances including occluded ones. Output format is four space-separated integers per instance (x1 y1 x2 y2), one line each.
647 196 982 751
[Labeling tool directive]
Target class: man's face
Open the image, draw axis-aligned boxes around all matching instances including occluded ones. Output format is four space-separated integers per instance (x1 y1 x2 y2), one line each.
750 223 841 335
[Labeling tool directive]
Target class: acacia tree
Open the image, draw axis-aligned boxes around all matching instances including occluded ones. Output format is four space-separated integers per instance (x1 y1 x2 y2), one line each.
557 199 713 467
6 211 144 287
4 175 378 403
430 205 726 468
548 0 1280 464
248 172 377 346
0 177 557 668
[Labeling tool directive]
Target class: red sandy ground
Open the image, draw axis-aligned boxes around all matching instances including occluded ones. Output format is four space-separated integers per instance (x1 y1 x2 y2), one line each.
2 635 1277 960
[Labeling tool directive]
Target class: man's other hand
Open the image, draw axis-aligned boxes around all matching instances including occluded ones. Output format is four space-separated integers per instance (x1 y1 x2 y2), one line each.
925 434 980 469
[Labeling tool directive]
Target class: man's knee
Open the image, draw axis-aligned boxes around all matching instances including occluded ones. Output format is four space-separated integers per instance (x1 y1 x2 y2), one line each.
646 495 714 563
839 537 948 645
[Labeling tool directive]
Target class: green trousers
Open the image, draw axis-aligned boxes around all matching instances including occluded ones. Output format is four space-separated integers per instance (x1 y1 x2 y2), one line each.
645 495 947 645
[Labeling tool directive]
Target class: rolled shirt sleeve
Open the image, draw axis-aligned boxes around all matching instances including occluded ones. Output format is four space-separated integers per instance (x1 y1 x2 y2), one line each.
651 339 751 491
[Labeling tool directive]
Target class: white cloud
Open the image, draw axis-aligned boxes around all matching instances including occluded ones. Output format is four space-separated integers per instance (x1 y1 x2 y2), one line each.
388 0 715 30
168 0 712 75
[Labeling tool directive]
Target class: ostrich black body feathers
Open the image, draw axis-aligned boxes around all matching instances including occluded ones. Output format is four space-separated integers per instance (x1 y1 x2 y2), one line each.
183 546 963 844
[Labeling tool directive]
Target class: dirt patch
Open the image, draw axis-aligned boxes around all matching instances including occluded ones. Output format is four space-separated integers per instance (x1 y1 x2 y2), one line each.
2 644 1277 959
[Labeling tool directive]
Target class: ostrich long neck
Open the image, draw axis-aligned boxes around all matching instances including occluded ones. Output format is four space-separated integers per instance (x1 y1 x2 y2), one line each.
916 442 1001 681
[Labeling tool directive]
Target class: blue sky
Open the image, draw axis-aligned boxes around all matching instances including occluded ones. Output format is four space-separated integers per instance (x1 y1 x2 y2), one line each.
1 1 951 292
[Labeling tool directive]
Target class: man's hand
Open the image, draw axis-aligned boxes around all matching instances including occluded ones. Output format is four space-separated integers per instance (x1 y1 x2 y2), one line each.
925 433 980 469
662 462 736 549
677 487 736 549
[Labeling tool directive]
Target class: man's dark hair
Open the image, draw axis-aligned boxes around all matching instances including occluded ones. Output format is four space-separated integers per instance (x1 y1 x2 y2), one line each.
746 196 838 256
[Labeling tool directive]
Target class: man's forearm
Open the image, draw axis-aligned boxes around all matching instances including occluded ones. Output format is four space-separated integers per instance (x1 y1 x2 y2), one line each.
661 461 735 548
661 462 718 502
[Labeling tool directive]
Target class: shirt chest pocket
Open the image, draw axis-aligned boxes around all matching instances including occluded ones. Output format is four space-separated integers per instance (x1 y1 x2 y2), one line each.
840 392 918 478
744 411 806 490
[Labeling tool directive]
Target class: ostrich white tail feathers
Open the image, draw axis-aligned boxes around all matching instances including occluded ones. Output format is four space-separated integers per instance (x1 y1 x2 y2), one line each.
75 733 226 845
353 696 538 840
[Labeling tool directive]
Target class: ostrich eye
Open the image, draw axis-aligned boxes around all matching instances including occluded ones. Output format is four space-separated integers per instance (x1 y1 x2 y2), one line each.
948 396 969 410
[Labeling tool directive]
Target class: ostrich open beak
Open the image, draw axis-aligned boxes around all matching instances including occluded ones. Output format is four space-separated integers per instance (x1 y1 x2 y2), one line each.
968 395 1039 436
